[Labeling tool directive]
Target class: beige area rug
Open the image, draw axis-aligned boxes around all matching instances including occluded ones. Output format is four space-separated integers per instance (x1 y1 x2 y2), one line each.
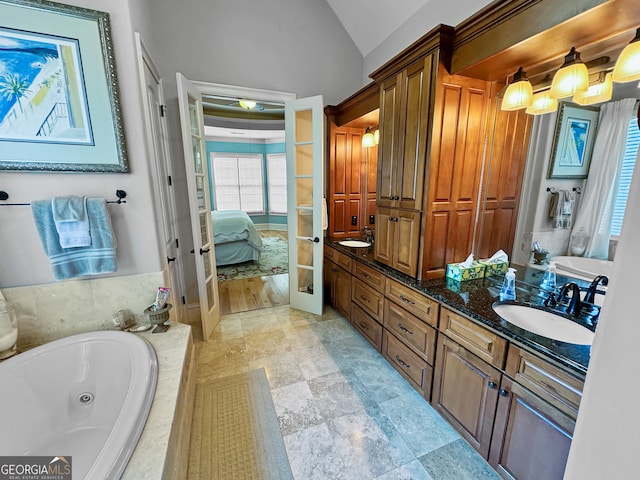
188 369 293 480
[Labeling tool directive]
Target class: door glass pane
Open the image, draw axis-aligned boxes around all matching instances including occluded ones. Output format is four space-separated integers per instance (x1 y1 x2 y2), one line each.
295 109 312 143
189 100 199 134
192 137 203 174
296 178 313 206
297 209 313 237
206 278 214 311
196 176 205 209
199 212 208 244
203 250 211 279
296 144 313 176
297 239 313 267
297 267 313 294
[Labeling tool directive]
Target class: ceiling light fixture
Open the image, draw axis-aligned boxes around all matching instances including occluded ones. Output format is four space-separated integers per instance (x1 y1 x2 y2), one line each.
501 67 534 111
573 72 613 105
525 90 558 115
612 28 640 83
239 99 257 110
550 47 590 99
362 127 375 148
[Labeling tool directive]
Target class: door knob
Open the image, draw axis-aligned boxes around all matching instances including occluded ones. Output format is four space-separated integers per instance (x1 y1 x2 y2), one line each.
167 256 176 263
199 247 210 255
307 237 320 243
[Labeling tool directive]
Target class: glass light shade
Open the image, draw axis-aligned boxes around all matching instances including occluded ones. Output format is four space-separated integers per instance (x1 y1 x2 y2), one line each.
373 129 379 145
362 128 375 148
612 29 640 83
501 80 534 111
525 90 558 115
550 63 589 98
239 99 256 110
573 73 613 105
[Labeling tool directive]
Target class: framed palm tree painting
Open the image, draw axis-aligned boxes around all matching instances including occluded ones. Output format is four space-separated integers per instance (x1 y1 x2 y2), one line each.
0 0 128 172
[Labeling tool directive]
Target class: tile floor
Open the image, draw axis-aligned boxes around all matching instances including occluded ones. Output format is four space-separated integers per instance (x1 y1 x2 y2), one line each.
194 305 502 480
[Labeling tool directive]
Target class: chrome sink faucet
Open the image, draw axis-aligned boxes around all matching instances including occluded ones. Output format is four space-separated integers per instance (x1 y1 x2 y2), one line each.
559 282 582 316
362 226 374 244
584 275 608 304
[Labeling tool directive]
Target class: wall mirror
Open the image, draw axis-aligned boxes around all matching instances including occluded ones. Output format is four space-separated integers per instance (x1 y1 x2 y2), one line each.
0 0 128 172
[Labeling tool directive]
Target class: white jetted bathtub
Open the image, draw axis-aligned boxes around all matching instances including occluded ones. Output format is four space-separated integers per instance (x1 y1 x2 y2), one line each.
0 330 158 480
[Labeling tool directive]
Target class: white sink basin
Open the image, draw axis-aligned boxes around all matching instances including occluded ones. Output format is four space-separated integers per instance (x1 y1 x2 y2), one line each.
338 240 371 248
492 303 594 345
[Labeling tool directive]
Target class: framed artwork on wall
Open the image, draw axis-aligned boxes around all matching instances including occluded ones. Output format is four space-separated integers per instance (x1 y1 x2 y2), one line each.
548 102 600 179
0 0 128 172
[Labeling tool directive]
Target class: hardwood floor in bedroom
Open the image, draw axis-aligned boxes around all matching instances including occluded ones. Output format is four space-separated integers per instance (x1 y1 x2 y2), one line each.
218 230 290 315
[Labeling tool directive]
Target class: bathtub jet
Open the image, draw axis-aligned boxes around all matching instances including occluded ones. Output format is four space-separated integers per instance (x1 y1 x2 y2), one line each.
0 331 158 480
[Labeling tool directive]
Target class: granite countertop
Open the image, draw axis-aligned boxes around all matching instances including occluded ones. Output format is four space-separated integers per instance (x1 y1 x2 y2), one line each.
326 238 594 378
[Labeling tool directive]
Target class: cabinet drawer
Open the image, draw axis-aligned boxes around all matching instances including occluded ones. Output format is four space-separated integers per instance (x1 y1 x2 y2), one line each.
383 331 433 398
352 277 384 321
383 299 437 365
506 345 584 419
440 307 507 369
353 261 386 291
351 304 383 352
385 278 438 328
334 251 353 272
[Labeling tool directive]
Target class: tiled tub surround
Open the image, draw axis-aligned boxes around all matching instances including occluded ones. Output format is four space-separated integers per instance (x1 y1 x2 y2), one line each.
328 239 592 377
1 272 167 350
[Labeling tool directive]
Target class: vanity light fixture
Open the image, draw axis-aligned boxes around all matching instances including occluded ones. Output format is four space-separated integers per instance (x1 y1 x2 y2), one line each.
239 99 257 110
373 128 380 145
501 67 534 111
362 127 375 148
573 72 613 105
612 28 640 83
525 90 558 115
550 47 590 99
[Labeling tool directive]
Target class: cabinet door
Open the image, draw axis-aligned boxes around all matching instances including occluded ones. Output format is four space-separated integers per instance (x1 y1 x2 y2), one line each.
392 209 421 276
375 206 394 265
377 74 401 208
323 257 333 305
395 54 434 211
432 334 500 458
489 376 574 480
334 265 352 320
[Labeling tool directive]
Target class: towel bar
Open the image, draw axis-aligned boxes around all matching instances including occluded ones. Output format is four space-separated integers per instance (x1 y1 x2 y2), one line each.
546 187 581 194
0 190 127 206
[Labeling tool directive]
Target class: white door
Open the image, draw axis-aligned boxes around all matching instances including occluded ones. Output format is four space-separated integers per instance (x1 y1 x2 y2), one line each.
135 34 184 323
285 95 324 315
176 73 220 339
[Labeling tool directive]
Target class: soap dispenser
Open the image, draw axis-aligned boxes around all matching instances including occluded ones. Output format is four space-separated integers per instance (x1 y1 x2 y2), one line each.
500 268 517 301
540 262 557 293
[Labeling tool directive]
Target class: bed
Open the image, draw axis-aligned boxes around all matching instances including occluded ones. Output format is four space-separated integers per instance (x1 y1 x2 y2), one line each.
211 210 263 266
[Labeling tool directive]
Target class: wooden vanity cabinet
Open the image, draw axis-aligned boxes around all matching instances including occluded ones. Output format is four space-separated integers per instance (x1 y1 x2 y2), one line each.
324 247 352 319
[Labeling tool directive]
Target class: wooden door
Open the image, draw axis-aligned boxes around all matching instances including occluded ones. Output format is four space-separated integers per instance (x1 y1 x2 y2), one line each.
377 74 401 208
329 126 363 236
333 265 352 320
489 376 574 480
374 206 394 265
393 209 421 277
432 334 501 458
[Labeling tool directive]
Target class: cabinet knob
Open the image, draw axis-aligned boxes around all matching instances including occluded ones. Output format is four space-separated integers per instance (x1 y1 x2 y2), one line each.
499 389 509 397
488 381 497 389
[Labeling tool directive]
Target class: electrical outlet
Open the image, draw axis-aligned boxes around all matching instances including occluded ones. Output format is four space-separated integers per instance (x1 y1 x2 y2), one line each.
369 215 375 224
351 216 358 226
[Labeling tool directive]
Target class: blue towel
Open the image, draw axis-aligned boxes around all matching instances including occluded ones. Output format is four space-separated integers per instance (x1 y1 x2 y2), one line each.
32 198 117 281
52 196 91 248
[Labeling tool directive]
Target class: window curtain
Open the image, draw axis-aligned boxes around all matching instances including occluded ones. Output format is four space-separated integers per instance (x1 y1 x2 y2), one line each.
571 98 636 259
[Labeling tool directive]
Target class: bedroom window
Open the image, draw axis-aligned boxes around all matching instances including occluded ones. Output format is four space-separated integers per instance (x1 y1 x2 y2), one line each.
212 153 264 213
267 153 287 214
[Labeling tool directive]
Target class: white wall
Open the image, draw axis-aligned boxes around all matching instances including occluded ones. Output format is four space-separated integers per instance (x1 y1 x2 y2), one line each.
362 0 494 81
0 0 162 288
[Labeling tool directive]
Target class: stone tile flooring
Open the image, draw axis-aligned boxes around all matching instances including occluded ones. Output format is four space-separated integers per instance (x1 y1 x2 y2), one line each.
194 305 501 480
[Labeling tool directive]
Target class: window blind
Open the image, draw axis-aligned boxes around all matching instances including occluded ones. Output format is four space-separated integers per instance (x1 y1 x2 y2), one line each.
212 153 264 212
267 153 287 214
610 118 640 237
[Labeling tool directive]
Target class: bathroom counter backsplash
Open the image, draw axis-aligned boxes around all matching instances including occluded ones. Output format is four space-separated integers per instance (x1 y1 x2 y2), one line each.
327 238 591 378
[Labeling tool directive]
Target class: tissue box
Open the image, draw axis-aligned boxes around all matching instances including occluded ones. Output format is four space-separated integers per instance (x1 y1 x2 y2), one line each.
446 276 485 293
446 262 485 282
478 259 508 277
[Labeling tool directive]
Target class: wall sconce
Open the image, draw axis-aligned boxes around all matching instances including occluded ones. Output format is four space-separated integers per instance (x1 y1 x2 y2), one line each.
373 128 379 145
362 127 375 147
525 90 558 115
501 67 533 111
550 47 590 99
239 99 257 110
612 28 640 83
573 72 613 105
